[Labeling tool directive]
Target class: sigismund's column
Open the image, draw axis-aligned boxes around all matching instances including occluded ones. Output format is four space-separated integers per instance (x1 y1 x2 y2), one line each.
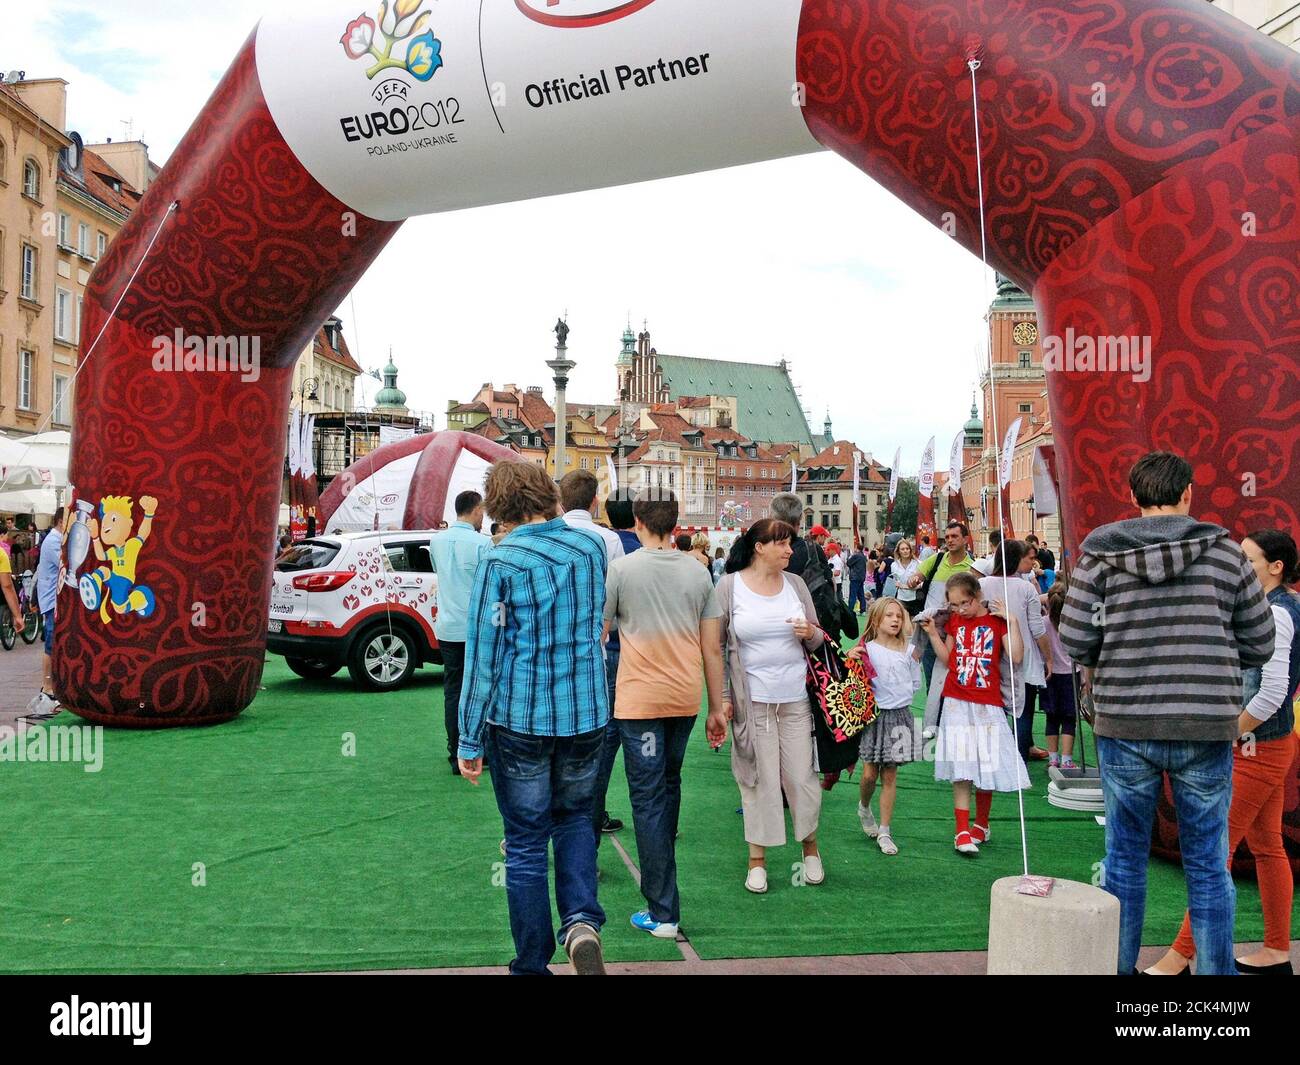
546 318 575 484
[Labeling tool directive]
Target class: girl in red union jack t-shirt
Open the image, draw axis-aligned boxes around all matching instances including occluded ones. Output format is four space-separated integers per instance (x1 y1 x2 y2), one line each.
921 572 1030 855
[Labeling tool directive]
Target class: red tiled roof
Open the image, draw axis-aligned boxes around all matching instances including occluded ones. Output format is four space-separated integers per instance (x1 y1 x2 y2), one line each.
450 401 490 414
313 324 362 374
492 391 518 404
76 148 140 217
519 392 555 431
677 396 711 409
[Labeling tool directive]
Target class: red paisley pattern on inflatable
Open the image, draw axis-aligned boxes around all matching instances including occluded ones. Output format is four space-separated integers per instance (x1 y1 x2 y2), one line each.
796 0 1300 552
56 34 399 726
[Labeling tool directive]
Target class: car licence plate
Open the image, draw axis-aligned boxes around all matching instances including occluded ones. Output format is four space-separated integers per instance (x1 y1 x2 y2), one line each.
267 620 283 633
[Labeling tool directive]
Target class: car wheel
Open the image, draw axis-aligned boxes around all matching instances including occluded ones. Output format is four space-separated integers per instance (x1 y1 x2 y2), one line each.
285 657 342 680
347 625 417 691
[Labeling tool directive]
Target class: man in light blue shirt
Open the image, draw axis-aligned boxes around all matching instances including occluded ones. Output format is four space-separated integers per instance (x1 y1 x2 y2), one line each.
430 490 492 774
26 509 64 719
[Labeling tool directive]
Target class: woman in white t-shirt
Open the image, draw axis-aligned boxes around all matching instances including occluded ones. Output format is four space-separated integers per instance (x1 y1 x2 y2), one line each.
890 538 922 617
717 518 827 895
847 597 922 855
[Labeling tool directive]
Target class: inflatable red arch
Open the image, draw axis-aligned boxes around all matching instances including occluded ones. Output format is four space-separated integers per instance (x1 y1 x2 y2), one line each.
59 0 1299 732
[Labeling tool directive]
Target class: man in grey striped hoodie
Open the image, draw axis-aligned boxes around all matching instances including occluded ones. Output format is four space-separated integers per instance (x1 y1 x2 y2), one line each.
1059 451 1275 976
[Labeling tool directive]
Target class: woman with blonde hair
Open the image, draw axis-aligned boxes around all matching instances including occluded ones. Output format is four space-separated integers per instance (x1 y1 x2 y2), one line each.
847 598 923 855
891 538 923 618
690 532 713 569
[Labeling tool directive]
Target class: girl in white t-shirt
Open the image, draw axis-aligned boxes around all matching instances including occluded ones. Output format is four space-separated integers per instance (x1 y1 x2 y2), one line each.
847 598 922 855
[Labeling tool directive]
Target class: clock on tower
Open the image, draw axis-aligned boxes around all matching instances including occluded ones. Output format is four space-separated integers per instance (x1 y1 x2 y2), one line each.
1012 321 1039 347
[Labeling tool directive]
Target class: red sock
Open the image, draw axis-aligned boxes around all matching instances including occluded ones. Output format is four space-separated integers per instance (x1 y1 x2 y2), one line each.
975 790 993 826
954 807 970 835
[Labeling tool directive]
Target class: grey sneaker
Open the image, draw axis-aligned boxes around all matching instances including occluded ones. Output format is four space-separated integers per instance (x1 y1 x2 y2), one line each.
564 923 606 975
858 802 880 838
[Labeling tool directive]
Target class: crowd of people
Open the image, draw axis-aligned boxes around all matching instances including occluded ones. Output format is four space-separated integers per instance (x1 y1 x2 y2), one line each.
2 511 63 722
428 450 1294 977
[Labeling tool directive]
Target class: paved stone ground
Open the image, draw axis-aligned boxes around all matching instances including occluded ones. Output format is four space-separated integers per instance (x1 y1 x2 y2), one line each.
330 941 1295 975
0 638 44 729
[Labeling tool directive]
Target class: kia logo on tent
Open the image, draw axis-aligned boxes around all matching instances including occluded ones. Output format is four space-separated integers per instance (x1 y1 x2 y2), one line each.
515 0 658 28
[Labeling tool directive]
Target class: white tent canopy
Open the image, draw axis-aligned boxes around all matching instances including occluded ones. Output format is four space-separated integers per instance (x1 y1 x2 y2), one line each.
0 430 71 516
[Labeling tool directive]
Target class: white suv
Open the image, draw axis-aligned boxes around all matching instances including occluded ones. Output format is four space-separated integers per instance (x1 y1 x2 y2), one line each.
268 531 441 690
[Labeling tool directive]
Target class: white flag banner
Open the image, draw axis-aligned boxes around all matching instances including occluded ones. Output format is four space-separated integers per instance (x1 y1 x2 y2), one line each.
1032 445 1060 518
948 431 965 493
918 437 936 499
379 425 415 448
889 447 901 502
999 417 1023 490
288 408 303 476
606 454 619 494
852 450 861 501
302 415 317 478
790 457 798 494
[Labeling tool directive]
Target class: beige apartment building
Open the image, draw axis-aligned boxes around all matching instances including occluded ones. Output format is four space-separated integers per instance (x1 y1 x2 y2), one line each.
0 76 145 438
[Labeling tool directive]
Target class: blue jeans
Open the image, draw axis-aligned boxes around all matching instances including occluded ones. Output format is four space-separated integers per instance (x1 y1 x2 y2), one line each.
848 579 867 613
487 724 606 975
1096 737 1235 975
591 648 622 844
619 715 696 925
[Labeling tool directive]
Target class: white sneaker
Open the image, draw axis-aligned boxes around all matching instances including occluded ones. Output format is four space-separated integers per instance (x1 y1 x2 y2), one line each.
877 833 899 856
745 866 768 894
803 853 825 885
23 691 59 719
922 727 937 741
858 802 880 838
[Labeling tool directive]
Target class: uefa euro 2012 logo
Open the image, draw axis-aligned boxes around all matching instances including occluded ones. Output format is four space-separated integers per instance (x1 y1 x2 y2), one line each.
340 1 443 82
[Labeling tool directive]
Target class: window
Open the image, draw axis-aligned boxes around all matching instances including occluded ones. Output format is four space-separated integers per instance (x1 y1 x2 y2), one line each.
21 244 37 300
668 471 675 487
745 466 753 478
832 494 840 505
53 375 70 424
58 212 71 248
580 457 589 470
805 494 813 505
97 231 107 259
78 222 90 256
386 543 433 573
821 493 829 505
18 349 34 410
22 159 40 199
55 288 72 340
77 296 83 341
1019 351 1032 368
1019 402 1032 413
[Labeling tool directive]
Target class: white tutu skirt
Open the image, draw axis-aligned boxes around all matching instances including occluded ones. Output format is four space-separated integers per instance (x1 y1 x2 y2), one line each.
933 698 1030 792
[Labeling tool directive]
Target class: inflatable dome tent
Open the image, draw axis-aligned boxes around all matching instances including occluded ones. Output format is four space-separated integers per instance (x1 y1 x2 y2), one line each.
319 431 518 533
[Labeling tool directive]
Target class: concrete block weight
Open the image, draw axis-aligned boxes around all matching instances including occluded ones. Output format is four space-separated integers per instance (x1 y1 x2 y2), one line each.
987 877 1119 975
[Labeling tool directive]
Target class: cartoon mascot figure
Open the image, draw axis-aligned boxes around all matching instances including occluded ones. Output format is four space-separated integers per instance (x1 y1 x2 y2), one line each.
79 495 158 624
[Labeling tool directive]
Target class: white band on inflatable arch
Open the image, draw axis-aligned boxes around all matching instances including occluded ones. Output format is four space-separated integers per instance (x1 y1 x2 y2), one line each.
255 0 820 221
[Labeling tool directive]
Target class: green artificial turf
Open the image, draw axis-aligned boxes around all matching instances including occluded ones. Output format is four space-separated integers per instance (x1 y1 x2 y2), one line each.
0 652 1290 972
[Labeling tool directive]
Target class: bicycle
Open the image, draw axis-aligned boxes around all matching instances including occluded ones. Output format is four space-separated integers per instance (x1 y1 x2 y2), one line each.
0 571 42 651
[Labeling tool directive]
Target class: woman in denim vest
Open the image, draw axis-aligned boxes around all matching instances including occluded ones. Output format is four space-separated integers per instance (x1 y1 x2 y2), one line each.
1147 528 1299 976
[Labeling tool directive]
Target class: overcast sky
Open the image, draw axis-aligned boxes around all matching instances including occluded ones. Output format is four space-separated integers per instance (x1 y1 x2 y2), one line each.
12 0 997 474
